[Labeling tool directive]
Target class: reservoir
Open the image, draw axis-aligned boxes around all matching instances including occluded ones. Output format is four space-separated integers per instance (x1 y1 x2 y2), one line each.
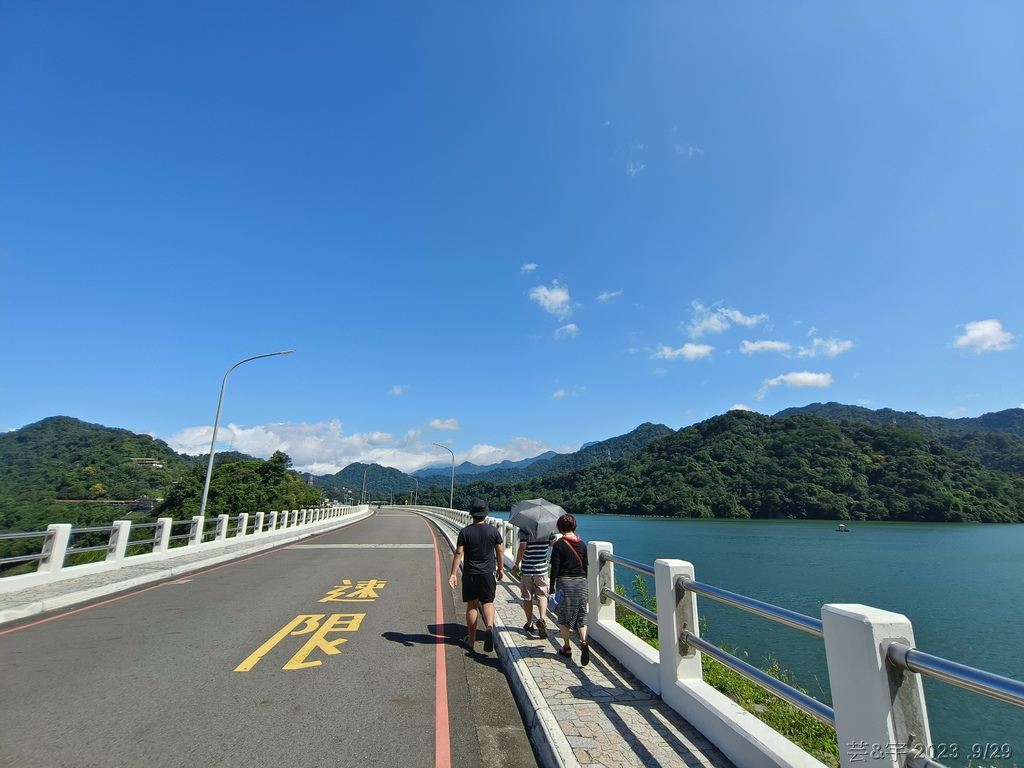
497 514 1023 766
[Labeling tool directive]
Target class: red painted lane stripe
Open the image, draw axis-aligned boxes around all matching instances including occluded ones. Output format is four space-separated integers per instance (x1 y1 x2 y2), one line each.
0 517 373 636
426 522 452 768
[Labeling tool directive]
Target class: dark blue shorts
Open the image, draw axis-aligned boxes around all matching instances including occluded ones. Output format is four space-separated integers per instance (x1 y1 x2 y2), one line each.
462 573 496 604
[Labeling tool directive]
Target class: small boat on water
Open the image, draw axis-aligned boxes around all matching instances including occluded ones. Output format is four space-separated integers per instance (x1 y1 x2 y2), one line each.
836 524 850 532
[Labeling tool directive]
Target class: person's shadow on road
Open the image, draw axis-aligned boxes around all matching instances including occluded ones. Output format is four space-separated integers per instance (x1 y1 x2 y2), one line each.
382 624 502 667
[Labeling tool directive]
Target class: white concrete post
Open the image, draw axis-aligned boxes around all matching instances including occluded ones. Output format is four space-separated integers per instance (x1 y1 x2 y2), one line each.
291 510 298 527
254 512 265 535
237 513 249 538
154 517 172 554
588 541 617 627
656 559 703 690
269 511 278 531
189 516 204 546
215 515 229 541
106 520 133 563
822 604 932 767
36 524 72 575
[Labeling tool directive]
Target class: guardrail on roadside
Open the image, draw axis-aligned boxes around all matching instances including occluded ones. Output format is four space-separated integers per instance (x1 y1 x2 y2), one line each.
0 504 371 593
589 542 1023 768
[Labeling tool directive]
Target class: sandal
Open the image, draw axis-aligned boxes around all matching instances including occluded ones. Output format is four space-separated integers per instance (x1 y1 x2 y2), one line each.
580 642 590 666
558 646 572 658
536 619 548 639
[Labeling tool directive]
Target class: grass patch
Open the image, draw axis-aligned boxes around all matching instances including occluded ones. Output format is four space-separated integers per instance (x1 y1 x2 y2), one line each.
614 576 839 767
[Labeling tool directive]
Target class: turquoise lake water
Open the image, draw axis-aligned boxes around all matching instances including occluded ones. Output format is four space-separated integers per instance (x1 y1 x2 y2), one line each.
495 513 1023 766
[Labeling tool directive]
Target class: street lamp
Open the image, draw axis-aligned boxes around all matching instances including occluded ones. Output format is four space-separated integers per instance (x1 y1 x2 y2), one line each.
361 464 370 505
432 442 455 510
198 350 294 519
385 484 393 505
413 477 419 505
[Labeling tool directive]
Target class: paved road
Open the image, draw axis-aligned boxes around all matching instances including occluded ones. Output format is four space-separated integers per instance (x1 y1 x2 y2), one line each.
0 510 537 768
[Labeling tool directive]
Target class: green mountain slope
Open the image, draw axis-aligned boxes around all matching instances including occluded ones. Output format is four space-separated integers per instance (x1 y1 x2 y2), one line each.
460 411 1024 523
775 403 1024 476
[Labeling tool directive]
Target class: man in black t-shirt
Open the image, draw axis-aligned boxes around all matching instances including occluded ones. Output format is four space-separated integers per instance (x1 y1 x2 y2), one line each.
448 498 504 653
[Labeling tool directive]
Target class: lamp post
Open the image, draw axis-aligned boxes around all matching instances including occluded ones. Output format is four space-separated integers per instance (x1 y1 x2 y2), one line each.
361 464 370 505
413 477 419 505
385 485 393 505
198 350 294 519
432 442 455 510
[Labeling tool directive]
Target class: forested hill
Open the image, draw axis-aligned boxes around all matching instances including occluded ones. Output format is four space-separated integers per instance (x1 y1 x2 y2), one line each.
0 417 322 534
454 422 675 485
775 403 1024 476
0 416 196 531
462 411 1024 523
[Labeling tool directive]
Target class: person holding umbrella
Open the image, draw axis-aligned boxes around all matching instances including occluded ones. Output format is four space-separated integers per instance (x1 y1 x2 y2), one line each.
509 498 565 640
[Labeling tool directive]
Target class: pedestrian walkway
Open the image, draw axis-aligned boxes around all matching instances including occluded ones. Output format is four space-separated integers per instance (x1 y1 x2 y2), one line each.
490 578 735 768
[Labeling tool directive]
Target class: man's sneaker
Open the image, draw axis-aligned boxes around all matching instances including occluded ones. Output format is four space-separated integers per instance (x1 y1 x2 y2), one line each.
536 619 548 639
523 622 535 635
483 631 494 653
580 642 590 666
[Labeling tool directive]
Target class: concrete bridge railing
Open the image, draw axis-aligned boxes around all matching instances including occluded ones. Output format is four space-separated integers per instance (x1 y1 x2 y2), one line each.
0 504 372 594
411 506 1023 768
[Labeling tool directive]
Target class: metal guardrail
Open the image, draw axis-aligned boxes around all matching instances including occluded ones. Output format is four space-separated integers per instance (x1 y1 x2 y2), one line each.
887 641 1024 710
0 530 49 567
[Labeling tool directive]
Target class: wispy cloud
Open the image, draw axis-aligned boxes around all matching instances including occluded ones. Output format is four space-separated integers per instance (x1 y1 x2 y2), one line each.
729 403 752 412
675 144 704 158
798 337 853 358
389 384 409 396
955 320 1014 353
686 301 767 338
741 340 792 355
652 343 714 361
529 280 572 320
555 323 580 340
626 161 645 177
757 371 834 401
552 385 585 399
428 418 460 431
521 263 538 274
597 290 622 303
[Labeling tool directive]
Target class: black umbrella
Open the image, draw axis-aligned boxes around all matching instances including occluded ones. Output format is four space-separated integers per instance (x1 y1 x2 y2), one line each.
508 498 565 539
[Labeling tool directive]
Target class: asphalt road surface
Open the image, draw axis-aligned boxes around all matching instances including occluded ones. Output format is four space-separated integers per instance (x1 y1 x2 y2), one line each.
0 510 537 768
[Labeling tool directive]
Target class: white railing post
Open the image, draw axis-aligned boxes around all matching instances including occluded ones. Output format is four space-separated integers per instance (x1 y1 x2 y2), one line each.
189 516 204 546
215 515 229 541
106 520 132 563
588 541 617 627
822 604 932 767
291 510 298 527
237 513 249 538
269 511 279 531
36 523 72 575
154 517 172 554
254 512 264 535
656 559 702 689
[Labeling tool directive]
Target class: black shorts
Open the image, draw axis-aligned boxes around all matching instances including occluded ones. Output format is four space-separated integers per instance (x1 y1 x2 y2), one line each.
462 573 496 604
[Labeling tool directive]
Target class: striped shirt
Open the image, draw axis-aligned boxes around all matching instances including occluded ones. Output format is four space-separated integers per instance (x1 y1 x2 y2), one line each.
518 532 551 576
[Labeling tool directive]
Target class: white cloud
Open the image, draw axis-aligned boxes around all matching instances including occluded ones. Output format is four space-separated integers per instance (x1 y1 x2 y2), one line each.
757 371 834 401
626 161 645 177
740 340 791 355
798 337 853 358
529 280 572 320
676 144 704 158
428 418 460 431
955 320 1014 353
552 389 566 399
597 290 622 303
729 403 752 412
720 308 768 328
555 323 580 340
686 301 767 338
166 420 566 476
552 385 585 398
389 384 408 396
653 343 714 361
520 263 538 274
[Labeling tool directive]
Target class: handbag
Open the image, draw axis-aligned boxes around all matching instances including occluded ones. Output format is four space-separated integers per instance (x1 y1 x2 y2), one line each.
548 589 564 612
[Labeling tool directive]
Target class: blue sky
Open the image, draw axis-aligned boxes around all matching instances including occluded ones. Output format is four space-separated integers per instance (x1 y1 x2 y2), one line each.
2 2 1022 474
